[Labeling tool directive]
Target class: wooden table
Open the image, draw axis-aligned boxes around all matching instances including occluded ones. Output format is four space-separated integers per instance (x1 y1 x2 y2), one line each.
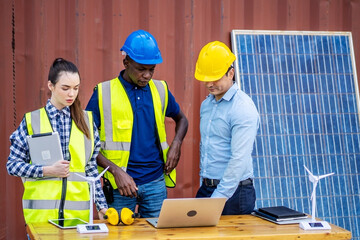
27 215 351 240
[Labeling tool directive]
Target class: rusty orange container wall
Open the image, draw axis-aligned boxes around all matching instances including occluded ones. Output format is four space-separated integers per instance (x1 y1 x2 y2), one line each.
2 0 360 239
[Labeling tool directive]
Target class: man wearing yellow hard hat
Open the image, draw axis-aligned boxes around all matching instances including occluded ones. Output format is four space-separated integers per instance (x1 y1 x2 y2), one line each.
194 41 260 215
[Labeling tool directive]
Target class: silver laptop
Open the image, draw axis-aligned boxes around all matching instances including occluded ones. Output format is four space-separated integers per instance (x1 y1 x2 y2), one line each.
27 132 64 166
146 197 226 228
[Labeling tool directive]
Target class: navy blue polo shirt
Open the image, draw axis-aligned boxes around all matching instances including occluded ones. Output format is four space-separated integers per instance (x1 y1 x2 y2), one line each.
86 71 180 185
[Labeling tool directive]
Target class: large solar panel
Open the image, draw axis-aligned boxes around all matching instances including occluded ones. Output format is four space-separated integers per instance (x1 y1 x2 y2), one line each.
231 30 359 238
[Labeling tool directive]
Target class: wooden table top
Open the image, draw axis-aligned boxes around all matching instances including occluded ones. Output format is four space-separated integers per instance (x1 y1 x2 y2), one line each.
27 215 351 240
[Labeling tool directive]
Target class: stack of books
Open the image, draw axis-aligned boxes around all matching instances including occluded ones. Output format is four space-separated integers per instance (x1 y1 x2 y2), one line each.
252 206 309 225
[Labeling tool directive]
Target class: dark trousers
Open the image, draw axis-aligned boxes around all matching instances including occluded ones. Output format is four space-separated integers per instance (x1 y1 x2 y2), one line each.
196 183 256 215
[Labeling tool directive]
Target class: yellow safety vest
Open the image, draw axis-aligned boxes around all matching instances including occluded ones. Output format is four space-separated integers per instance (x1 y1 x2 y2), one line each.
23 108 94 223
97 78 176 188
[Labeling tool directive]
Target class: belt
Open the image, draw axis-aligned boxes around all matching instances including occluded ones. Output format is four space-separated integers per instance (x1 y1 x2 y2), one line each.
202 178 253 187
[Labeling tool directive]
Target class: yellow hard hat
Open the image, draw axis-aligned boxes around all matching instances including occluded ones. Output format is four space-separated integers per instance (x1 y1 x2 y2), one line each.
194 41 236 82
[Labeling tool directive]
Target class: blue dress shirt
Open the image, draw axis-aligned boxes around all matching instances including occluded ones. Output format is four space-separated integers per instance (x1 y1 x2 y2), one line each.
86 71 180 185
199 83 260 199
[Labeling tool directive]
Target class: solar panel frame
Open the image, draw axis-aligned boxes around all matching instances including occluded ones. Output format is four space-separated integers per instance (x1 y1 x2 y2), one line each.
231 30 360 238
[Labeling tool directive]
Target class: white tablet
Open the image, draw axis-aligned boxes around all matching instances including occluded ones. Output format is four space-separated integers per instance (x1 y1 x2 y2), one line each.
48 218 88 229
27 132 64 166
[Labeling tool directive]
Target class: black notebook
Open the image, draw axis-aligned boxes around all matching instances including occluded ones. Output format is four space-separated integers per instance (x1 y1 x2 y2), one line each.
258 206 306 219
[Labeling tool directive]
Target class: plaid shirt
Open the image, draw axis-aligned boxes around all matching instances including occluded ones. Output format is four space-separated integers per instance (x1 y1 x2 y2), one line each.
7 100 108 211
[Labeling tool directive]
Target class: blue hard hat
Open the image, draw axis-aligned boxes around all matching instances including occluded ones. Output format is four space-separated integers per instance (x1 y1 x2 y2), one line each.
120 30 163 65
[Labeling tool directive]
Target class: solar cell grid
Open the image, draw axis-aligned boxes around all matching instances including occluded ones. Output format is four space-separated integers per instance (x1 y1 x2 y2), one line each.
231 30 360 238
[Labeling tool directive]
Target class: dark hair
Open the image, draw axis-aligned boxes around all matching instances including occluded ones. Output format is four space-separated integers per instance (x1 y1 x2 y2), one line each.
124 54 136 64
225 65 235 81
48 58 80 84
225 65 234 76
48 58 90 139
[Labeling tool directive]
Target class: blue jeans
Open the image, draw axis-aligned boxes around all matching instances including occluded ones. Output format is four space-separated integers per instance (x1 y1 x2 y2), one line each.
196 183 256 215
109 175 167 218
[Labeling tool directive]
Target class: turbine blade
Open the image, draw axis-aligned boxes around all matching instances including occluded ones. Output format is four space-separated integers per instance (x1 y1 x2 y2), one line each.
310 181 318 200
95 166 110 180
303 165 314 177
318 172 334 179
75 173 87 180
304 165 316 182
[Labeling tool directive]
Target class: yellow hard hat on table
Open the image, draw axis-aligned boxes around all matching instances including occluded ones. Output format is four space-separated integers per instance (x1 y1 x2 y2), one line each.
194 41 236 82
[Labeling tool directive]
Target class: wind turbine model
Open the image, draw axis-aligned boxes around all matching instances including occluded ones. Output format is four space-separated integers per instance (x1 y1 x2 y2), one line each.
300 165 334 230
75 166 110 233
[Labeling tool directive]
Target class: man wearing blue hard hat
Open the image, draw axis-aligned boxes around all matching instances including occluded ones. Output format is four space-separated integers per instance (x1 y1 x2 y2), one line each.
86 30 188 218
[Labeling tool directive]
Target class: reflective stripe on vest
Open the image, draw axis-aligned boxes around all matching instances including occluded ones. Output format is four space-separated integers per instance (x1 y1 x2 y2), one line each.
23 108 94 223
98 78 176 188
23 199 90 210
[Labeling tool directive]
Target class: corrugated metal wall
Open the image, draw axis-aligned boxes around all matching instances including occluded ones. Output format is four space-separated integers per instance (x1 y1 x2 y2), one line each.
1 0 360 239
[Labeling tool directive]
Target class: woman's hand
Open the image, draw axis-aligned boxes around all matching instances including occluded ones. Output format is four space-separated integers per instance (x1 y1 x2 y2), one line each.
98 208 108 220
43 160 70 178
